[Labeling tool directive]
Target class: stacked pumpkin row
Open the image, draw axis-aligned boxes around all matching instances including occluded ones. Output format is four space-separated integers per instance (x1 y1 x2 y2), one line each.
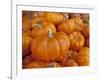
22 12 89 69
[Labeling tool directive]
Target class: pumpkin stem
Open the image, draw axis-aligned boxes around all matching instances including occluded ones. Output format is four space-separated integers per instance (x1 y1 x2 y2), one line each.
48 29 53 38
47 62 57 67
32 24 42 29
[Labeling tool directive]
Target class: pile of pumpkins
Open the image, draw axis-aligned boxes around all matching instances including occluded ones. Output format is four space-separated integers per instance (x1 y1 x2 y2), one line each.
22 11 89 69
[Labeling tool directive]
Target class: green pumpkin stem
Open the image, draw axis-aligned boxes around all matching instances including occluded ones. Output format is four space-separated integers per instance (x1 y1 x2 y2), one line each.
48 29 53 38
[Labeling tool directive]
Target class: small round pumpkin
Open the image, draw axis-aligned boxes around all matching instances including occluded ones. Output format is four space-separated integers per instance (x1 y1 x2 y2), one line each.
68 31 85 51
31 17 56 38
72 17 83 31
76 47 89 66
22 32 33 57
44 12 64 25
31 30 70 62
81 24 89 37
57 19 75 34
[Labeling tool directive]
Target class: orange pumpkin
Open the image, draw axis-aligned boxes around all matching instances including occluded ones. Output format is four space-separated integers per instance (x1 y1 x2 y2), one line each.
22 32 33 57
68 32 85 51
31 30 70 62
62 58 78 67
30 17 56 38
44 12 64 25
22 15 32 31
57 19 75 34
73 17 83 31
76 47 89 66
81 24 89 37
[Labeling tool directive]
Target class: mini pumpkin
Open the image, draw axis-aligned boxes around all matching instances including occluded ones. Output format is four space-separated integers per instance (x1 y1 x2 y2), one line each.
68 31 85 51
72 17 83 31
22 32 33 57
31 30 70 62
57 19 75 34
76 47 89 66
31 17 56 38
81 23 89 37
44 12 64 25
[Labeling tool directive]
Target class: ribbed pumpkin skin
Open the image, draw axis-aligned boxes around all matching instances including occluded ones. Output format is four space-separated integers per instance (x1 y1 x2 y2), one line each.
68 32 85 51
44 12 64 25
30 17 56 38
73 18 83 31
31 32 70 62
57 19 75 34
76 47 89 66
30 22 56 38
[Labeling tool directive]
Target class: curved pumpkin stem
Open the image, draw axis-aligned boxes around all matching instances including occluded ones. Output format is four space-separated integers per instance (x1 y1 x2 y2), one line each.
48 29 53 38
32 24 42 29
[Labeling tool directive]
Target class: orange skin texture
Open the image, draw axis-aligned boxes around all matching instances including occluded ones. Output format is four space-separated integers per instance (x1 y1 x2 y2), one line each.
68 32 85 51
22 15 32 31
22 32 33 57
76 47 89 66
31 17 56 38
81 24 89 37
57 19 75 34
24 61 41 68
44 12 64 25
31 32 70 62
73 18 83 31
30 22 56 39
